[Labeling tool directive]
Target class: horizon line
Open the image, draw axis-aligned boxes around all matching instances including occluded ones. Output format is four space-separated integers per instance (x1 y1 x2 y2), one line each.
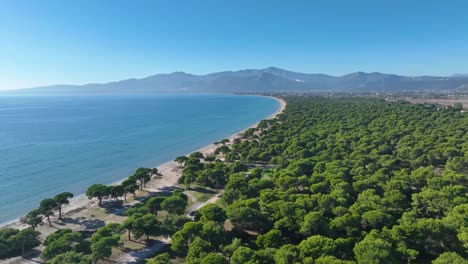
2 66 466 91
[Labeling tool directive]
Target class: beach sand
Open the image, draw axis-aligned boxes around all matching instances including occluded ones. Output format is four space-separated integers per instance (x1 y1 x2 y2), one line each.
0 96 286 234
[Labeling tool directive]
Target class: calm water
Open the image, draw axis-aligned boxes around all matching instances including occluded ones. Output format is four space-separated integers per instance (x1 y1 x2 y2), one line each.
0 94 279 224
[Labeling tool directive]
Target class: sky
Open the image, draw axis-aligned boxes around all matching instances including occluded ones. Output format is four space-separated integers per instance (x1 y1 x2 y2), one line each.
1 0 468 90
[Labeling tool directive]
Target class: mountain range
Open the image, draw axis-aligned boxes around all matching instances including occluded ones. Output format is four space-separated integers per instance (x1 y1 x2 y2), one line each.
6 67 468 94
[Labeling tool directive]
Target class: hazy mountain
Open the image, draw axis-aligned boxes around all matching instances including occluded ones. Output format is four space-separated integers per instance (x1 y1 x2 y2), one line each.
6 67 468 94
451 74 468 78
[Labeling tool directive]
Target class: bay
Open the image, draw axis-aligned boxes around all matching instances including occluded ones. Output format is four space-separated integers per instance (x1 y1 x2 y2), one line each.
0 93 279 224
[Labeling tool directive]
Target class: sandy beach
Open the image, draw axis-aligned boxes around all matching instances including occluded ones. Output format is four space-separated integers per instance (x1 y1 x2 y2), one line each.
0 96 286 233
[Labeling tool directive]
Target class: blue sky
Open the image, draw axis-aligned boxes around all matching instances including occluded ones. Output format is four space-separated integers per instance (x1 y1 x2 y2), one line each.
1 0 468 89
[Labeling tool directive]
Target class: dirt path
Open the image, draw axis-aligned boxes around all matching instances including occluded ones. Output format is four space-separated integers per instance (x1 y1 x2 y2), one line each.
113 237 171 264
186 191 223 218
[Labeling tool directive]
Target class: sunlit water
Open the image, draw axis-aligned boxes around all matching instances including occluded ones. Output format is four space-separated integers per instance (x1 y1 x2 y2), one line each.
0 93 279 224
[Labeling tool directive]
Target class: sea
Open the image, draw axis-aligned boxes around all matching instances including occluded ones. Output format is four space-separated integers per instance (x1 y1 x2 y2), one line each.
0 93 279 225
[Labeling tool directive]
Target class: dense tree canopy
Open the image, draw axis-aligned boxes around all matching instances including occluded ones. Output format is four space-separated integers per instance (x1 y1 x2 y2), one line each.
169 97 468 263
86 184 109 206
4 97 467 263
0 228 40 259
41 229 91 260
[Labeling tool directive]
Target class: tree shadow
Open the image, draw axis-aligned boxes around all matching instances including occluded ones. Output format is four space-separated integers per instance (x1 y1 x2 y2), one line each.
104 200 124 207
158 186 184 193
105 203 133 216
61 217 105 230
151 175 163 180
118 240 168 264
123 239 148 247
22 248 42 262
101 200 126 215
190 186 216 194
104 191 176 216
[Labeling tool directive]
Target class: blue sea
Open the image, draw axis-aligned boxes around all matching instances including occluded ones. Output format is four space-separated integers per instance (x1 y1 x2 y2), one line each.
0 94 279 225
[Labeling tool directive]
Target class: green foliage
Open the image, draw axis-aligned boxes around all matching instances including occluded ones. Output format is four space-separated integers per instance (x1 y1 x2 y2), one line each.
300 211 328 236
179 161 202 189
255 248 277 264
186 238 211 263
214 145 230 155
161 195 187 215
39 198 57 227
353 234 394 264
146 253 172 264
147 196 166 215
256 229 283 248
231 246 258 264
201 221 225 246
91 223 123 243
44 228 72 245
198 203 227 223
160 214 189 237
109 185 125 202
361 210 394 230
315 255 356 264
39 198 57 211
0 228 40 259
432 252 467 264
24 209 43 230
130 167 152 190
178 97 467 263
86 184 109 205
222 238 242 259
123 213 160 240
121 178 139 202
254 99 465 260
171 222 203 255
298 235 337 259
125 205 150 217
37 97 468 263
175 155 189 166
227 199 271 232
200 253 227 264
91 236 119 263
54 191 73 219
190 152 205 159
274 244 300 264
204 155 216 162
41 229 91 260
230 161 248 173
49 251 93 264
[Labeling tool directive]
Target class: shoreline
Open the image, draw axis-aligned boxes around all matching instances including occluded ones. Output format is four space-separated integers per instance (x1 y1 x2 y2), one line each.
0 96 286 230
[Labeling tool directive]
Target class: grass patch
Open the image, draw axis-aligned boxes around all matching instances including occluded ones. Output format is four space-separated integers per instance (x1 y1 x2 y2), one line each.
215 198 228 209
191 191 214 203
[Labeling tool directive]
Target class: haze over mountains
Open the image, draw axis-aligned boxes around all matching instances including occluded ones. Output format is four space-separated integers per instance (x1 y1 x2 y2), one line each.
7 67 468 94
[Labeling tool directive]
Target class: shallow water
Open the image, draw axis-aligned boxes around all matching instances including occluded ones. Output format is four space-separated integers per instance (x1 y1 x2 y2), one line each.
0 93 279 224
